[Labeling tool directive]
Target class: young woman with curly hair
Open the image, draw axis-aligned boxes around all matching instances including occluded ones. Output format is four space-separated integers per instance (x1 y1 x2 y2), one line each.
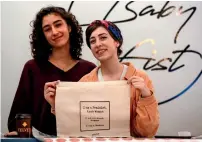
5 6 96 137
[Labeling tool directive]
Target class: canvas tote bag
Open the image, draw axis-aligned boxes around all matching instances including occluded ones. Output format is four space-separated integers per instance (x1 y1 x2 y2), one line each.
55 81 131 137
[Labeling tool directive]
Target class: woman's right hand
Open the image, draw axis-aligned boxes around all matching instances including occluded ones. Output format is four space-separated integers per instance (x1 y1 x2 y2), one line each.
44 80 60 114
4 131 18 137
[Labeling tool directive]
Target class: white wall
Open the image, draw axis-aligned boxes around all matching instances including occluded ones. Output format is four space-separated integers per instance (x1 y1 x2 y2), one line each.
1 1 202 136
0 1 2 136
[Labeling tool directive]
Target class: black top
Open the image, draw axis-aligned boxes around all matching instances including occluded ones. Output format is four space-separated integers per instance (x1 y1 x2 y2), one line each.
8 59 96 135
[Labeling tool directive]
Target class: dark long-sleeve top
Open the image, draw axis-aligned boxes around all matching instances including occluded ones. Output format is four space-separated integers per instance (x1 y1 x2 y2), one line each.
8 59 96 135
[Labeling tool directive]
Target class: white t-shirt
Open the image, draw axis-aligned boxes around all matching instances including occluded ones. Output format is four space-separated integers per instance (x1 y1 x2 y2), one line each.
98 64 128 81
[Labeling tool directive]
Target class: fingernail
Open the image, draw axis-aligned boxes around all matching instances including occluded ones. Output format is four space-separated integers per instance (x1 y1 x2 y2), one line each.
56 80 60 85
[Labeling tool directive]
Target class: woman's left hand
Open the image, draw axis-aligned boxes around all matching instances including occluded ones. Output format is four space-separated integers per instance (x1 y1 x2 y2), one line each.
127 76 152 98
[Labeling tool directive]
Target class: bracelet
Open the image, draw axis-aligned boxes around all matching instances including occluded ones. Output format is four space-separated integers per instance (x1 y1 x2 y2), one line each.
51 107 55 114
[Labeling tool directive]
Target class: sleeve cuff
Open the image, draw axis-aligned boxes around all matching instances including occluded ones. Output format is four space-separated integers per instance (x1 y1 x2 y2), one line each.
137 94 157 106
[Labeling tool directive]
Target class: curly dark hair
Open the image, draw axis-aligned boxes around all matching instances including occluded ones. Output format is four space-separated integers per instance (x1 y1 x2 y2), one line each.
85 20 123 56
30 6 83 61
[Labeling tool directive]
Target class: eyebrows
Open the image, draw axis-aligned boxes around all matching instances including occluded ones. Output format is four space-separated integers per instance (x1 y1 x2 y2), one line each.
42 20 62 30
90 33 108 40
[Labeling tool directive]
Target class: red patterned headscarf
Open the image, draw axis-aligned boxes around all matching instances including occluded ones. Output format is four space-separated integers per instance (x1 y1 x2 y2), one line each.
86 20 123 48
